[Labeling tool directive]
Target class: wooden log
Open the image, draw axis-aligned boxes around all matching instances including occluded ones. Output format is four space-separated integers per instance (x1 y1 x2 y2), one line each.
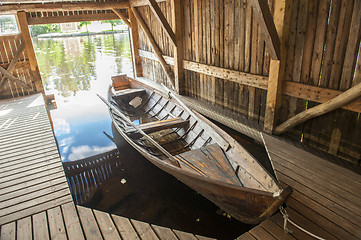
248 0 281 60
0 1 130 14
131 7 175 88
112 9 131 28
129 8 143 78
148 0 176 46
274 82 361 134
171 0 184 94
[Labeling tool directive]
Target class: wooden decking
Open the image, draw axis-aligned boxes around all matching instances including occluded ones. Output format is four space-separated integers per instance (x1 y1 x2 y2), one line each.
238 134 361 240
0 94 215 240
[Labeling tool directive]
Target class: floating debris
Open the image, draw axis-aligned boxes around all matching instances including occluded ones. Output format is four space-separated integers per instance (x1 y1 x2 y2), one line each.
121 178 126 184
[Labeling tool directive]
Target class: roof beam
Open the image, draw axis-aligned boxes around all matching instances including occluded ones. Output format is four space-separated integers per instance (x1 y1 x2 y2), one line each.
0 1 129 14
248 0 281 60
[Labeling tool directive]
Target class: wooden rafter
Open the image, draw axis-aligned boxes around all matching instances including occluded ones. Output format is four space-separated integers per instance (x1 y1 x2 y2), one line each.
148 0 177 47
274 82 361 135
112 9 131 28
0 43 25 90
131 7 175 88
248 0 281 60
0 1 129 14
28 12 120 25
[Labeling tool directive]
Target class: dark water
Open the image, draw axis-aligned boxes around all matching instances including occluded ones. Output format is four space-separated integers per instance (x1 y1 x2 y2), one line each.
33 32 271 239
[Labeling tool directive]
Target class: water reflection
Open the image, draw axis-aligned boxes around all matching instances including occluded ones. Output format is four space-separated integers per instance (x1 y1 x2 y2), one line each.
33 33 133 161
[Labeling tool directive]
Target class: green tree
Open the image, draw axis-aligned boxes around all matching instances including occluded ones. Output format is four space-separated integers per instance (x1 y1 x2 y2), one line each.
79 21 91 32
101 19 123 31
29 24 60 36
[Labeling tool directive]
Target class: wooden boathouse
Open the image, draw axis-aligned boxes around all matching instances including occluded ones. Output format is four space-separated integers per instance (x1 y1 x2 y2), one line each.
1 0 361 239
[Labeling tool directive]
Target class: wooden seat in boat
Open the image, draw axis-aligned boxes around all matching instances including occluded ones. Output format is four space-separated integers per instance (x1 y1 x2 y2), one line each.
125 117 190 137
113 88 146 100
176 144 242 185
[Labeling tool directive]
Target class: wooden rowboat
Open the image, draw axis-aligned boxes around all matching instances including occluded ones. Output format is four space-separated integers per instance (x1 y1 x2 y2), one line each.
98 75 292 224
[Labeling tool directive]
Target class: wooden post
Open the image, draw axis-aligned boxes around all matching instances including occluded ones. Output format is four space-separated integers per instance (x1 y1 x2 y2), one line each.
274 81 361 134
171 0 184 94
16 11 44 94
263 0 291 133
112 9 131 28
128 8 143 78
131 7 175 88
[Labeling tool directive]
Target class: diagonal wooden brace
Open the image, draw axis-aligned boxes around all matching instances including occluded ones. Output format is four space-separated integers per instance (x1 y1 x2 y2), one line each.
0 65 36 93
0 43 26 90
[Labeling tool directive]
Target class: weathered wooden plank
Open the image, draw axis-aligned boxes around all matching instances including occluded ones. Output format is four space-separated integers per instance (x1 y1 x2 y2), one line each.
111 214 140 240
77 206 103 240
260 218 297 240
112 9 131 27
61 203 85 240
151 225 178 240
0 222 16 240
48 207 67 240
17 217 32 240
93 210 121 240
173 229 198 240
249 225 277 240
236 232 257 240
28 12 120 25
130 219 158 239
129 8 143 77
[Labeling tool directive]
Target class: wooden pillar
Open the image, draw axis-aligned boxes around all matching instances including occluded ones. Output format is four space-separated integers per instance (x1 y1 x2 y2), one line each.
16 11 44 93
129 8 143 78
171 0 184 94
263 0 291 133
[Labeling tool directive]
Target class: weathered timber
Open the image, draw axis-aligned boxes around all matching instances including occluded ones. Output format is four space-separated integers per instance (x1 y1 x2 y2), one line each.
0 65 35 93
274 81 361 134
148 0 176 46
131 7 175 88
248 0 281 60
129 8 143 77
112 9 131 28
28 12 120 25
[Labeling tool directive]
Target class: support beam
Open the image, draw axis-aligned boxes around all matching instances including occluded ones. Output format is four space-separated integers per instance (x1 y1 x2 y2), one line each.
28 13 120 25
112 9 131 28
148 0 176 47
171 0 184 94
128 8 143 78
0 1 129 14
263 0 291 133
248 0 281 60
17 11 44 93
0 43 25 90
131 7 175 88
274 82 361 135
0 65 35 93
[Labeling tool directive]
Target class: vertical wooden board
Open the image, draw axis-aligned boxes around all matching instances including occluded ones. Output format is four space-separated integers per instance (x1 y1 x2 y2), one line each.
283 0 300 81
111 215 139 240
93 210 121 240
129 8 143 77
77 206 102 240
239 0 246 72
319 0 341 88
1 222 16 240
216 0 224 106
300 0 318 84
194 0 199 63
17 216 32 240
340 0 361 90
292 0 308 83
47 206 67 240
61 202 84 240
184 0 192 61
130 219 158 239
309 0 330 86
32 211 49 240
328 0 354 90
244 2 252 72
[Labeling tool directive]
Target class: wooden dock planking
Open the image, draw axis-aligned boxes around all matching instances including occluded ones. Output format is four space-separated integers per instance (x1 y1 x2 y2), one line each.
238 133 361 240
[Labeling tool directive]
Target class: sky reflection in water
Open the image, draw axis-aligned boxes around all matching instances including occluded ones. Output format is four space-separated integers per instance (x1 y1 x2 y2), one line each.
33 33 133 162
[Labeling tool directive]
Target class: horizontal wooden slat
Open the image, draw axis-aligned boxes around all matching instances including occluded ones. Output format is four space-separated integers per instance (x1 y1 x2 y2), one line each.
28 12 120 25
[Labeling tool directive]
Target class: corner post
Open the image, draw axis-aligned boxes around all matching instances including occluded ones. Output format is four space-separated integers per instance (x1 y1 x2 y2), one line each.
264 0 291 133
171 0 184 94
129 8 143 78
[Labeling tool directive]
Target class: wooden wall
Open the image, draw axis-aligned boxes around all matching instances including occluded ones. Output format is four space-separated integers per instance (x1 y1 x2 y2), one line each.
132 0 361 166
0 34 40 99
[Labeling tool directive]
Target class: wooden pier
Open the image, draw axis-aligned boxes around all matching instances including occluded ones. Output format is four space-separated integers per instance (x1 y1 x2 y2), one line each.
238 134 361 240
0 94 215 240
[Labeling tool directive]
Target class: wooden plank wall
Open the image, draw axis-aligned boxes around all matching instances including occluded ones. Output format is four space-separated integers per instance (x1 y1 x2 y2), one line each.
281 0 361 165
134 0 361 166
0 34 38 99
137 0 272 124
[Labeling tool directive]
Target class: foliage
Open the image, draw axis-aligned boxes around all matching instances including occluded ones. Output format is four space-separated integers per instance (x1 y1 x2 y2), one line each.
79 21 91 32
29 24 61 36
100 19 124 31
0 15 18 34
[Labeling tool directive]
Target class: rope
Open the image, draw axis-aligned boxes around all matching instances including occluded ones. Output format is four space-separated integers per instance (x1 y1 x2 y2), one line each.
279 206 327 240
